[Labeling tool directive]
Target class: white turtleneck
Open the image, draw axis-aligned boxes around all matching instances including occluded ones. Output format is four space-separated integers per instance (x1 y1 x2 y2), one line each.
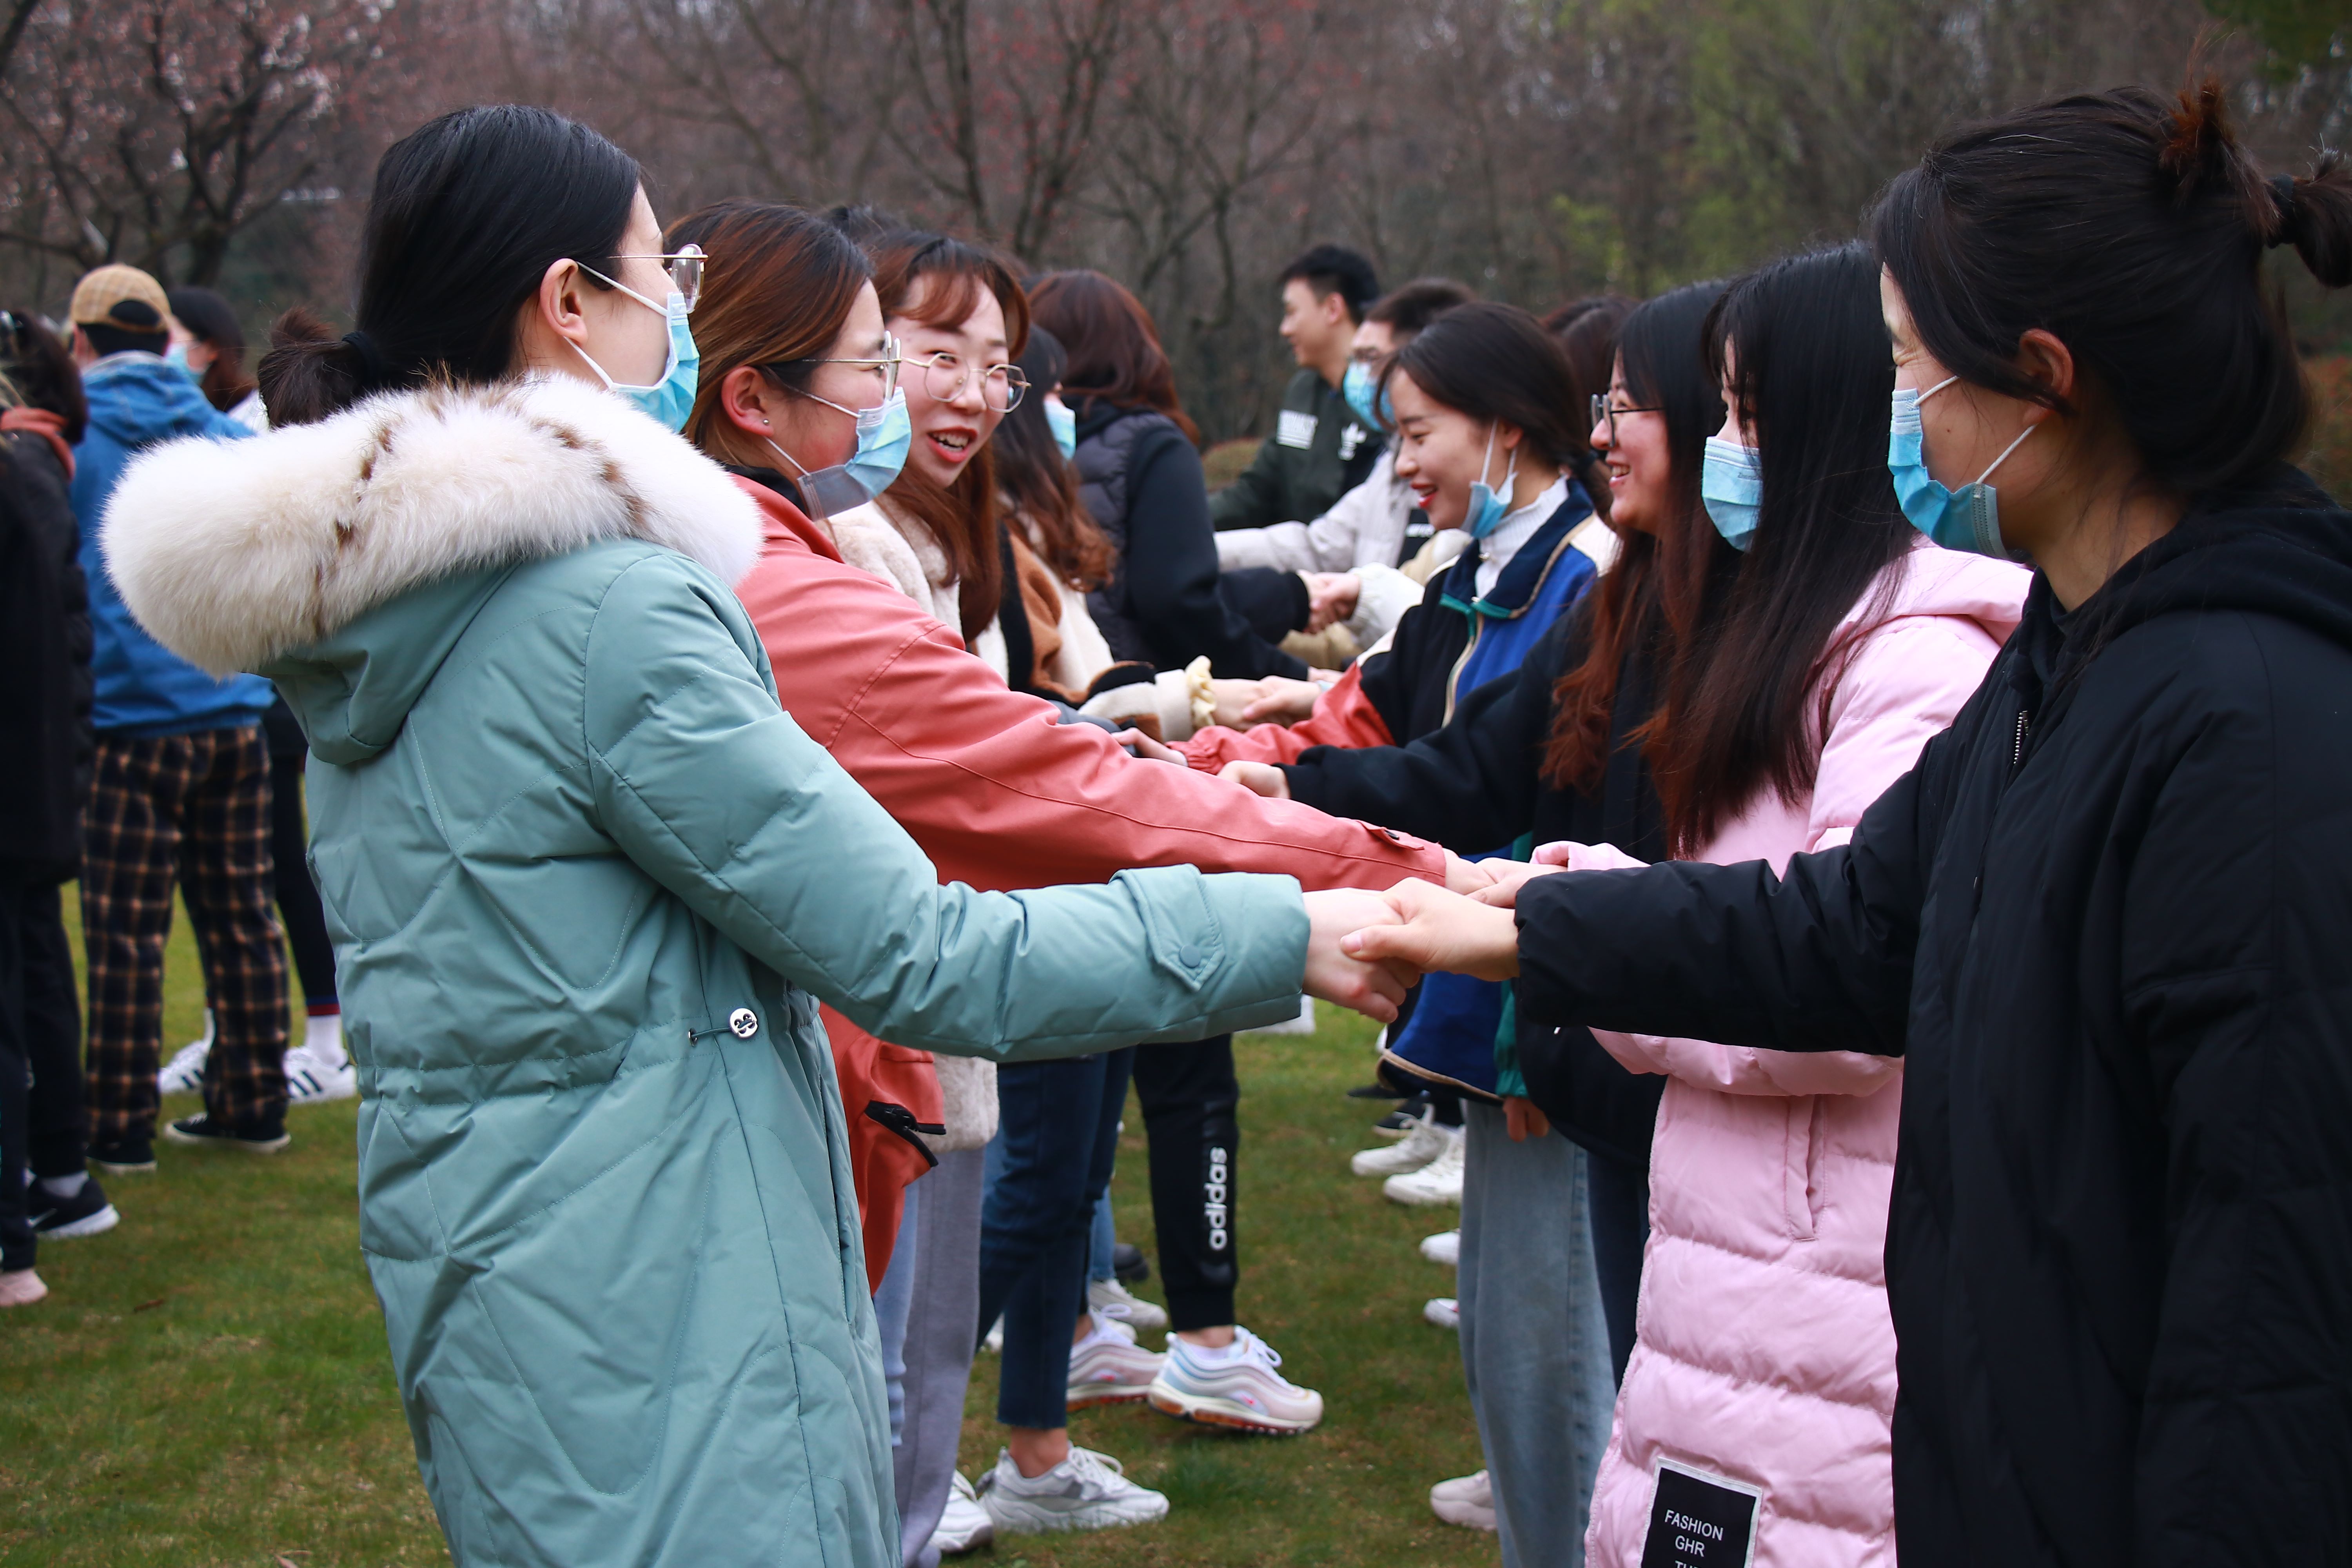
1472 474 1570 601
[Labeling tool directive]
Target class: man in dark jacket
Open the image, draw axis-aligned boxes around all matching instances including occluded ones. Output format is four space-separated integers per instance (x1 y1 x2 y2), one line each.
1210 245 1383 531
0 312 117 1299
1493 474 2352 1566
64 265 286 1171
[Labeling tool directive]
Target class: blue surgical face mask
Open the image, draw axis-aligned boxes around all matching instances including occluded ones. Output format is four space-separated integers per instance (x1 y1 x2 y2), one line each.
767 388 912 522
1889 377 2033 560
570 278 701 433
1341 359 1387 432
1462 423 1519 540
1045 394 1077 460
1701 436 1763 550
164 340 199 380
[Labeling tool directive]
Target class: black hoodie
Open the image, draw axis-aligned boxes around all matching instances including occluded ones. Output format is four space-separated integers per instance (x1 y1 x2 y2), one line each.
1513 471 2352 1567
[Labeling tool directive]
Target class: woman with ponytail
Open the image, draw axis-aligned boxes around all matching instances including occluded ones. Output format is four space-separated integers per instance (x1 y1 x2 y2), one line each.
1350 83 2352 1566
92 108 1412 1568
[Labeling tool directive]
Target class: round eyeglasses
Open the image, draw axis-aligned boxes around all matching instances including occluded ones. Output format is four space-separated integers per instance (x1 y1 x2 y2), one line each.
1590 391 1663 449
911 350 1027 413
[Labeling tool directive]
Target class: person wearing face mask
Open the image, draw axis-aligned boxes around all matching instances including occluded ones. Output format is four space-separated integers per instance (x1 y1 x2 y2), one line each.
1212 279 1476 664
1210 243 1385 532
1347 86 2352 1568
668 199 1468 1554
102 108 1419 1568
163 287 266 431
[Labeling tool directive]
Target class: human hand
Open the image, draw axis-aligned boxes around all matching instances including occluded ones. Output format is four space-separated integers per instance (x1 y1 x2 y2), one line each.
1208 678 1267 730
1301 889 1415 1024
1301 572 1362 633
1503 1095 1551 1143
1112 728 1184 765
1466 861 1569 909
1220 760 1290 799
1340 877 1522 982
1239 675 1323 727
1444 853 1502 895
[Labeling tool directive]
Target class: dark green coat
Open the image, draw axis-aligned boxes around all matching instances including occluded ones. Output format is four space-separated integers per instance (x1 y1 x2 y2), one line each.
1210 368 1382 530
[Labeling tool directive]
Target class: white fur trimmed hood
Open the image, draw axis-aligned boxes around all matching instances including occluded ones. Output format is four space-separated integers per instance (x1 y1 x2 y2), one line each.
103 376 762 676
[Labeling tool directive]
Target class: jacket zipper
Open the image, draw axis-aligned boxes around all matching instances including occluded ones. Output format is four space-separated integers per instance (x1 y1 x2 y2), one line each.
2011 706 2030 768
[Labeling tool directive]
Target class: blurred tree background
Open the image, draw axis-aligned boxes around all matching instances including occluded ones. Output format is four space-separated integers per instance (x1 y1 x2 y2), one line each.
0 0 2343 452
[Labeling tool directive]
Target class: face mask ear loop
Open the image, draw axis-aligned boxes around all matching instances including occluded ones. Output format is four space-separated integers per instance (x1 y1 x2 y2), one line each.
1478 422 1500 492
565 336 619 393
764 436 813 479
1976 422 2036 485
1915 374 1960 404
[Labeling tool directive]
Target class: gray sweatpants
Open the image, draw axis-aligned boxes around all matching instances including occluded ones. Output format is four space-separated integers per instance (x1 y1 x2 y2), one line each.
893 1148 986 1568
1458 1100 1617 1568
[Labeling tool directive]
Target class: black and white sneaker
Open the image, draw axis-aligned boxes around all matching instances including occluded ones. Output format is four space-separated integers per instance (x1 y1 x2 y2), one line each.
29 1175 118 1240
88 1136 156 1174
163 1114 290 1155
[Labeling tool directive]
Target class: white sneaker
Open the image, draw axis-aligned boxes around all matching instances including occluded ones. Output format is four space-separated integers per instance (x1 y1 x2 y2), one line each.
1087 1275 1169 1332
1384 1129 1465 1206
1067 1308 1164 1409
1424 1296 1459 1330
929 1472 995 1555
158 1029 211 1096
1146 1325 1323 1435
1430 1469 1497 1530
983 1315 1003 1354
1420 1229 1461 1267
978 1445 1169 1534
282 1043 358 1105
1351 1109 1450 1178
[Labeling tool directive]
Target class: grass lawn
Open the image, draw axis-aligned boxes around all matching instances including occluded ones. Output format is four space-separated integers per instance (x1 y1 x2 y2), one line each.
2 892 1497 1567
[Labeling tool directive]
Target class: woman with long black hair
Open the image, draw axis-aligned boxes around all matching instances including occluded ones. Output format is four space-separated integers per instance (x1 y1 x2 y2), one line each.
1350 85 2352 1566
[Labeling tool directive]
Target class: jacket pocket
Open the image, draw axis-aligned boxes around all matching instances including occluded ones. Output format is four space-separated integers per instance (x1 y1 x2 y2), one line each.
1783 1098 1824 1241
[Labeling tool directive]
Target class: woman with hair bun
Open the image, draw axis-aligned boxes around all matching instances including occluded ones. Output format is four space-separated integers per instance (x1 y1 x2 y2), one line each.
1350 82 2352 1566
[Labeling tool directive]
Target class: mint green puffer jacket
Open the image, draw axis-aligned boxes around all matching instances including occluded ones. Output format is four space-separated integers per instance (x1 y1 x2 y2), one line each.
101 379 1308 1568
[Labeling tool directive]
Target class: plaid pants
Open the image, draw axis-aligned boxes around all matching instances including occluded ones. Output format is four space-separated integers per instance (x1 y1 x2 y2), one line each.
82 727 289 1142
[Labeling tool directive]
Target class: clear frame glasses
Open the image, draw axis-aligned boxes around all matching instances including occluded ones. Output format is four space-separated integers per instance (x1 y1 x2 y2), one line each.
610 244 707 313
911 349 1028 412
769 331 905 400
1590 391 1664 449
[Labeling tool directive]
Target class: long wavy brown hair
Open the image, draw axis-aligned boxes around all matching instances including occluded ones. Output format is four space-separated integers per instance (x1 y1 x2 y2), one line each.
1026 270 1200 445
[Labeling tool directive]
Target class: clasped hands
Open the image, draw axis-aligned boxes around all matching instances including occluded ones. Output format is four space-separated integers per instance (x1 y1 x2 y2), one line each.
1303 842 1621 1020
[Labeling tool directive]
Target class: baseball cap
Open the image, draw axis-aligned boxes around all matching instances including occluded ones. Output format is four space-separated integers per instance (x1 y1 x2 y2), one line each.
70 264 171 334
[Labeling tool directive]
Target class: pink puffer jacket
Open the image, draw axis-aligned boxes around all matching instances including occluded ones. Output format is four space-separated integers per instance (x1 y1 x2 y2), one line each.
1579 542 2027 1568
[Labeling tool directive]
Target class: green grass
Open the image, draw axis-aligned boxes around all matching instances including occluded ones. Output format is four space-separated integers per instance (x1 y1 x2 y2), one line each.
3 898 1495 1566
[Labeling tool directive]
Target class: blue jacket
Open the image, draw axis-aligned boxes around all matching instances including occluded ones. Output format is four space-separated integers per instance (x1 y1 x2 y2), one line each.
73 354 268 735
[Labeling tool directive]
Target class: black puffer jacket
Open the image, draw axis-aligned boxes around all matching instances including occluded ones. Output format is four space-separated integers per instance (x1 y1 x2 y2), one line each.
1283 601 1667 1163
1072 399 1305 679
1512 472 2352 1566
0 431 92 880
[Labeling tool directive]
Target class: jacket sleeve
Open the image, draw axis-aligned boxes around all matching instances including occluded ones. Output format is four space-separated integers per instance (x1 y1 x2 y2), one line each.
1176 662 1395 771
1514 759 1927 1057
1280 611 1567 851
1210 464 1385 575
1216 520 1317 574
582 552 1309 1059
1208 424 1291 530
1128 434 1308 680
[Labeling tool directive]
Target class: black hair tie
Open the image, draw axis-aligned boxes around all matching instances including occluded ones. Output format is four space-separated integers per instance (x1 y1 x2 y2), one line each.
2267 174 2300 249
342 330 388 389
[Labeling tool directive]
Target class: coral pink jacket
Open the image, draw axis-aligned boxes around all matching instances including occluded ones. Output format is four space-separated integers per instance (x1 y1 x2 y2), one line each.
1578 543 2027 1568
729 480 1445 1281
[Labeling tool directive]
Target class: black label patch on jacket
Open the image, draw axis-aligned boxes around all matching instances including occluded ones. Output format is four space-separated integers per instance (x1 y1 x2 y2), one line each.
1639 1461 1759 1568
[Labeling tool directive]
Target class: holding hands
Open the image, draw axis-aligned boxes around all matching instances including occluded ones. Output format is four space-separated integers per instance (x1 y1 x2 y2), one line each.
1299 888 1419 1023
1300 572 1363 634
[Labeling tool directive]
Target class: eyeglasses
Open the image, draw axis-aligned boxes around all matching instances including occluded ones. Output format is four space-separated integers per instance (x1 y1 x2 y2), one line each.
768 331 905 399
610 245 707 313
910 350 1028 412
1590 392 1664 448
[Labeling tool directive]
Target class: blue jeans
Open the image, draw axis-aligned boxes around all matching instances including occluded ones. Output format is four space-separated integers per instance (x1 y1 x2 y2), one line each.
977 1049 1133 1429
1459 1099 1615 1568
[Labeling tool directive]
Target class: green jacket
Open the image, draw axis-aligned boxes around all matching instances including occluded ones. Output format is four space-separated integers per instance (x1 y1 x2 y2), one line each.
99 378 1309 1568
1210 367 1383 531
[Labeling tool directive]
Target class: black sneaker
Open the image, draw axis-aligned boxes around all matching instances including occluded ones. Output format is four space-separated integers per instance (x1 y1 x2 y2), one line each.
1112 1241 1151 1286
1372 1095 1433 1138
29 1174 119 1240
1345 1081 1408 1100
163 1114 290 1154
88 1136 156 1174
